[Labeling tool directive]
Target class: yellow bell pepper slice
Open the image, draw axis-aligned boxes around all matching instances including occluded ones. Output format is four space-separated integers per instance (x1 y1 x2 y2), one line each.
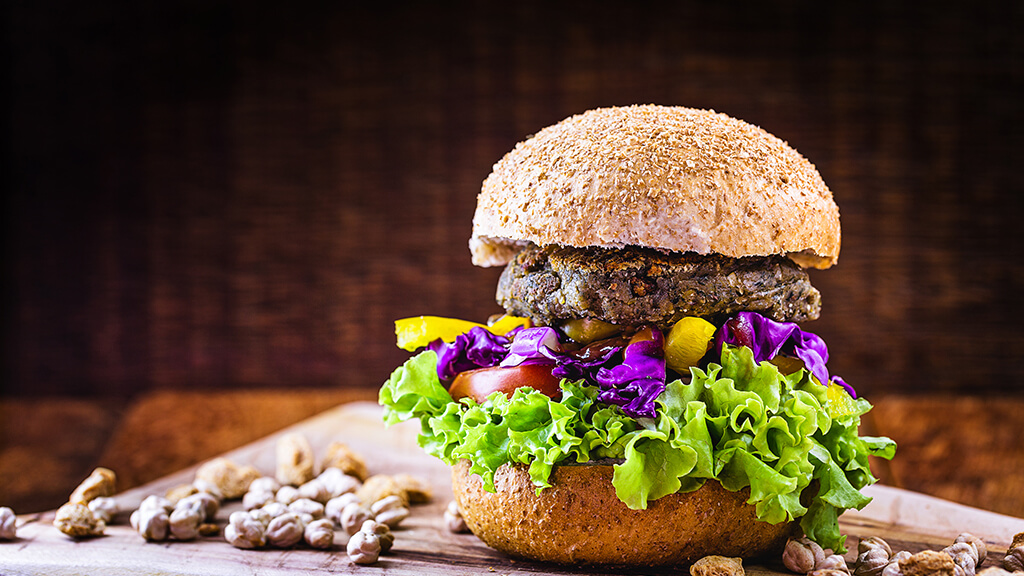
664 316 717 373
826 381 859 419
560 318 622 344
488 314 531 336
394 315 530 351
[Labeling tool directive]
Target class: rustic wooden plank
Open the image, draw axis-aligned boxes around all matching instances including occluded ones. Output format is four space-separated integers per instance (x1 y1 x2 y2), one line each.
2 402 1022 575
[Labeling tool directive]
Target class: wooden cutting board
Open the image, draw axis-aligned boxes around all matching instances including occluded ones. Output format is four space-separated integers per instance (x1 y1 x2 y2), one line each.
2 401 1022 575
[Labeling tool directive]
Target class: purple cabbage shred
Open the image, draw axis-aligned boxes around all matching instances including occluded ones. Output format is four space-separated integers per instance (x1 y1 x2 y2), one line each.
428 312 853 418
714 311 856 398
429 326 513 381
499 327 562 367
595 329 667 418
499 326 667 418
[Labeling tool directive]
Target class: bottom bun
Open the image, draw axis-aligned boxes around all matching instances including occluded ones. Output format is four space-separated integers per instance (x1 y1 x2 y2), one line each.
451 460 801 566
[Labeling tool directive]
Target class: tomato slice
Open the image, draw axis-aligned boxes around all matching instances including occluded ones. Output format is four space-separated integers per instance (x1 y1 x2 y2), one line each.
448 364 562 403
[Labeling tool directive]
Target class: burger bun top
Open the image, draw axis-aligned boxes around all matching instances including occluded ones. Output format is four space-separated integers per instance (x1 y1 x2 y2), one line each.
470 105 840 270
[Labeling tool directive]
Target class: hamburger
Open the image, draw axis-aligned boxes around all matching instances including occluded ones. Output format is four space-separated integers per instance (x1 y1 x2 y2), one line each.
380 105 895 565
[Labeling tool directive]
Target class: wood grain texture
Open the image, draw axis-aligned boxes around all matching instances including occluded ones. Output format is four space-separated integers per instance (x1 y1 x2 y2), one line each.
3 2 1023 399
0 402 1021 576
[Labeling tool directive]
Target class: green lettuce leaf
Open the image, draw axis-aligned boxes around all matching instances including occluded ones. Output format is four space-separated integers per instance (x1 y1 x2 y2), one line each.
379 350 453 425
613 429 699 509
379 345 895 553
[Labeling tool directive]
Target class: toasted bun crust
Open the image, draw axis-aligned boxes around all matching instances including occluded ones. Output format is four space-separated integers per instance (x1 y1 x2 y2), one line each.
470 105 840 269
451 460 800 566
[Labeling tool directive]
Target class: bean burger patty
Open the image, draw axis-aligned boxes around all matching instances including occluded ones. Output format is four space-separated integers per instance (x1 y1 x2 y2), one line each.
496 244 822 330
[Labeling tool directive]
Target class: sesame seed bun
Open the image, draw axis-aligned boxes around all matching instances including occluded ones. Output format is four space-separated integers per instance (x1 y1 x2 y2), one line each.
470 105 840 270
451 460 801 566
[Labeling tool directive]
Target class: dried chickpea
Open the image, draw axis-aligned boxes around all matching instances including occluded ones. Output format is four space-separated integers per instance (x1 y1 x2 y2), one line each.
859 537 893 558
177 492 219 522
133 507 169 541
260 501 288 521
249 477 281 494
347 529 382 564
69 467 117 505
266 512 305 548
304 518 335 550
356 475 407 507
955 534 988 566
130 497 170 537
0 507 17 540
297 478 332 504
55 502 105 538
392 473 432 504
165 483 198 505
1005 549 1023 573
326 493 361 526
340 502 373 536
288 498 325 521
88 497 119 525
818 555 850 574
276 433 315 487
370 495 409 528
276 485 301 505
902 550 957 576
248 507 273 527
691 555 745 576
346 519 394 563
1003 532 1023 573
195 457 259 500
169 506 202 541
225 510 266 549
945 542 979 576
361 519 394 553
784 537 826 573
323 441 369 482
243 489 275 511
857 547 893 576
316 467 361 500
444 500 469 534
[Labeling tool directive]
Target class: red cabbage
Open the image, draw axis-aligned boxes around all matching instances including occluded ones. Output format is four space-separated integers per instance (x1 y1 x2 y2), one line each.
433 313 859 419
429 327 513 381
552 340 621 384
499 326 621 382
499 327 562 367
499 326 668 418
714 311 855 398
595 329 666 418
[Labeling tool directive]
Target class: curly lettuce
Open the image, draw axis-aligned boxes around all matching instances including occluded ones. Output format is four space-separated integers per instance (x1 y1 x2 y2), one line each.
380 344 895 553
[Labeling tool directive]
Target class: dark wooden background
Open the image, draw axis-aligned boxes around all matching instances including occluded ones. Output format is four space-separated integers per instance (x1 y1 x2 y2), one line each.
3 1 1023 400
